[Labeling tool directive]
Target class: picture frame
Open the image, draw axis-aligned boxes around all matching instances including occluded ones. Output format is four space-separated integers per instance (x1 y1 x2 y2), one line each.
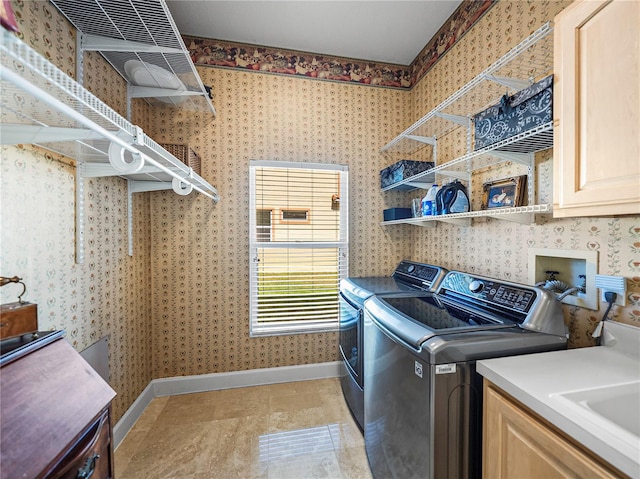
481 175 527 209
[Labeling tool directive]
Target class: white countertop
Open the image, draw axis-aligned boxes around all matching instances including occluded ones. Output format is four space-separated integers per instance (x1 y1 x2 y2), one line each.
477 321 640 478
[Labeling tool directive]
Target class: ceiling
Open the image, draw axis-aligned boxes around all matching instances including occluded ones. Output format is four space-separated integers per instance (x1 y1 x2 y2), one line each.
166 1 463 65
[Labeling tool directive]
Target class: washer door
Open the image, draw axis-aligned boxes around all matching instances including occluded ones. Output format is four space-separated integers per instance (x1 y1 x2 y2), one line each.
363 309 480 479
364 308 434 478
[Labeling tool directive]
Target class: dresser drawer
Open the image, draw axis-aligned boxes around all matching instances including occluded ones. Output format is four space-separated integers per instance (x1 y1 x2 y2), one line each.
49 409 112 479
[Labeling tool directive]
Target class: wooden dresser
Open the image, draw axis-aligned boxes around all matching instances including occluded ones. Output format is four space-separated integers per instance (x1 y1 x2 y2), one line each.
0 335 116 478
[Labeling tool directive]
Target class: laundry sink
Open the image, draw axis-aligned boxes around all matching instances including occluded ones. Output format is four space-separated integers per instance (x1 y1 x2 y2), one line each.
553 381 640 439
480 321 640 478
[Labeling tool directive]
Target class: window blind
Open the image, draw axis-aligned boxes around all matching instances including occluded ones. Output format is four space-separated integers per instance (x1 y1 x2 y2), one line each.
249 161 349 336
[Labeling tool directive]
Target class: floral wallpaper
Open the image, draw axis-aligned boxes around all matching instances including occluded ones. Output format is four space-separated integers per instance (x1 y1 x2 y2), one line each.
184 0 495 89
147 0 640 381
411 0 495 84
2 0 638 428
0 1 153 422
146 70 412 377
406 0 640 348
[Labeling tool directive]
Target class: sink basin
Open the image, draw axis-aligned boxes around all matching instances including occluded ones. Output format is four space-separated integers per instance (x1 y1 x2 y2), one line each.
557 381 640 437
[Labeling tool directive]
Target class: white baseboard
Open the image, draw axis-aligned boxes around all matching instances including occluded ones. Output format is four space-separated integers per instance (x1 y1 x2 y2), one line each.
112 381 155 449
113 361 342 450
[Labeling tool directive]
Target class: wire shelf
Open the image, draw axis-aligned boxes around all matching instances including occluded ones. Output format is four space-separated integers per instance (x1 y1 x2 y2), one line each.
50 0 216 114
382 122 553 191
0 29 219 201
381 204 552 227
382 22 553 156
379 23 554 227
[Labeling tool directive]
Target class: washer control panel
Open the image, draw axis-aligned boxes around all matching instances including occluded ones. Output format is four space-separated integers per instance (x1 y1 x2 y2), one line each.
490 284 536 312
469 280 484 294
440 272 537 313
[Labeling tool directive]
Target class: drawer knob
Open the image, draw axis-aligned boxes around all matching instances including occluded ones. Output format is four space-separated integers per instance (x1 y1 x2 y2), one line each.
77 454 100 479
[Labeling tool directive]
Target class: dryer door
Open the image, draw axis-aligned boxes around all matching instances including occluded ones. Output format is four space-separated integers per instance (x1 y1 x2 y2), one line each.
339 293 362 386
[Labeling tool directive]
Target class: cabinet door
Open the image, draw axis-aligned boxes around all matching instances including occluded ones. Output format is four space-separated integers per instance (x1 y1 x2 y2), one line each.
553 0 640 217
483 383 621 479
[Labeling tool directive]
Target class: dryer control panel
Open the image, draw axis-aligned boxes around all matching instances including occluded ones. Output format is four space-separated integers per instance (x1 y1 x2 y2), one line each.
393 261 448 291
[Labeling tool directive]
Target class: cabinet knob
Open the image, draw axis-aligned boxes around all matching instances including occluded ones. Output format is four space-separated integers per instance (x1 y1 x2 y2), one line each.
77 454 100 479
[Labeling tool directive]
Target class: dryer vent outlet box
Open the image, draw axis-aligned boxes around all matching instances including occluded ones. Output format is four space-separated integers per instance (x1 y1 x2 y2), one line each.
528 248 598 310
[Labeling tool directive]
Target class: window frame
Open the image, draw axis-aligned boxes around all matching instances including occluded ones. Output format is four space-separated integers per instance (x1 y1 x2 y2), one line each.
249 160 349 337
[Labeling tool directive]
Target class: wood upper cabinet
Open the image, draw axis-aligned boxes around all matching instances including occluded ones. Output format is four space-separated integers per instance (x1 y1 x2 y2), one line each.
483 381 625 479
553 0 640 217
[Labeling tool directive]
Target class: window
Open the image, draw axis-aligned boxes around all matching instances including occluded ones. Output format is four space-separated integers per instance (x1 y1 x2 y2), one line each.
249 160 349 336
281 209 309 222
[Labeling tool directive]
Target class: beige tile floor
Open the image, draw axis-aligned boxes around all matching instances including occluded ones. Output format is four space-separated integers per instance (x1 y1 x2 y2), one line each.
114 378 373 479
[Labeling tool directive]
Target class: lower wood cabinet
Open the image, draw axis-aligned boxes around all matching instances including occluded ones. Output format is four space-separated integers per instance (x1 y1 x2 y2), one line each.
0 337 116 478
483 381 625 479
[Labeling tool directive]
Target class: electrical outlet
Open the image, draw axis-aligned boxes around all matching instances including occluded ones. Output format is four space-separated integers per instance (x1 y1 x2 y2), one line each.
595 274 626 306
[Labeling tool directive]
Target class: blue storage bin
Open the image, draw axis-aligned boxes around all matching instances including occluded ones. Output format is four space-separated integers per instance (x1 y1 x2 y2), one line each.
383 208 412 221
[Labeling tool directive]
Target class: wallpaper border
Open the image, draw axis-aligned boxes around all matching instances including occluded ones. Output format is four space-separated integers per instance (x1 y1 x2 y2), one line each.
184 0 496 90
